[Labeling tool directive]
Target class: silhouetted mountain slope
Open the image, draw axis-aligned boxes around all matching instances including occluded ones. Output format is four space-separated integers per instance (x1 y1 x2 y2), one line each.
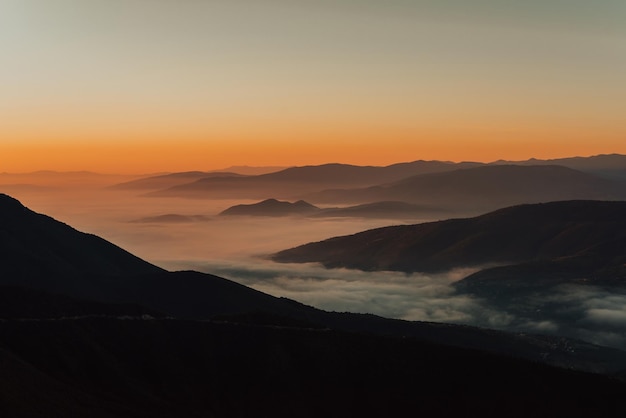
111 171 245 191
5 191 626 407
0 194 316 319
148 161 481 199
273 200 626 275
309 165 626 209
2 317 626 418
0 193 164 279
220 199 319 216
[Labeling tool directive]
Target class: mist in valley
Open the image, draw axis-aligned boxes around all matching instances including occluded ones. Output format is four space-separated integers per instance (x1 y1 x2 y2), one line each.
3 176 626 350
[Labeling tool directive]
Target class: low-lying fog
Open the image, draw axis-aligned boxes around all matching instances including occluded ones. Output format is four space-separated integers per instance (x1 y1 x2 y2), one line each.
6 185 626 350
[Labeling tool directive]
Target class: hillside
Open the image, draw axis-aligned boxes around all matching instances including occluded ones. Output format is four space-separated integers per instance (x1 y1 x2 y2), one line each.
3 193 626 416
273 200 626 277
0 193 164 279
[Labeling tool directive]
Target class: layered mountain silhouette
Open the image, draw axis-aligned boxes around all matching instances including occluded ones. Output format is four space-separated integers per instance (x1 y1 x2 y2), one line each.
146 161 481 199
4 193 626 416
219 198 320 216
117 155 626 206
308 165 626 210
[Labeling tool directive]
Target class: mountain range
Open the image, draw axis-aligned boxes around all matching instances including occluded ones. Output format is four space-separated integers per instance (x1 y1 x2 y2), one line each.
107 155 626 217
3 192 626 416
308 165 626 210
142 161 482 199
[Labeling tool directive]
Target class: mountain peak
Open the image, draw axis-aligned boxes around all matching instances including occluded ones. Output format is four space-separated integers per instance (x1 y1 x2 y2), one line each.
0 193 31 218
0 193 164 280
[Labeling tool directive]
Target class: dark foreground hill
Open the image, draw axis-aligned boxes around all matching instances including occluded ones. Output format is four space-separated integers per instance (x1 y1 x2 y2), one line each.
3 315 626 418
4 194 626 416
0 193 164 279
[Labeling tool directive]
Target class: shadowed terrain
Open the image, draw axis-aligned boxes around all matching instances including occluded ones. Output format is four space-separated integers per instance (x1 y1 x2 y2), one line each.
4 193 626 416
273 200 626 279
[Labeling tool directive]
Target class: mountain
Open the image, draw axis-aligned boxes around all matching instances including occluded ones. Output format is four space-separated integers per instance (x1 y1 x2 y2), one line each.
308 165 626 210
219 198 440 220
148 160 482 199
111 171 245 191
5 193 626 416
220 199 320 216
273 200 626 276
109 154 626 196
0 193 164 280
273 200 626 346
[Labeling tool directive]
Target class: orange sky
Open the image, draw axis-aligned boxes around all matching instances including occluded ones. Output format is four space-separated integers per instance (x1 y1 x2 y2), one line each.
3 130 626 174
2 1 625 173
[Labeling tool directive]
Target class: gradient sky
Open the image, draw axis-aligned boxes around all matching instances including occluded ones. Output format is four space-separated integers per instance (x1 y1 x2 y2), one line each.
2 0 625 173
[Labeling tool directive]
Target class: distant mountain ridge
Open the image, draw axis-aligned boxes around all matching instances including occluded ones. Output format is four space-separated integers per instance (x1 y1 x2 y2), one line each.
146 160 482 199
132 155 626 206
308 165 626 210
219 198 320 216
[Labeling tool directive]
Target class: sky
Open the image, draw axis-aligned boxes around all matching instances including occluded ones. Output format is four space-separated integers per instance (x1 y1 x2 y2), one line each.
1 0 625 173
